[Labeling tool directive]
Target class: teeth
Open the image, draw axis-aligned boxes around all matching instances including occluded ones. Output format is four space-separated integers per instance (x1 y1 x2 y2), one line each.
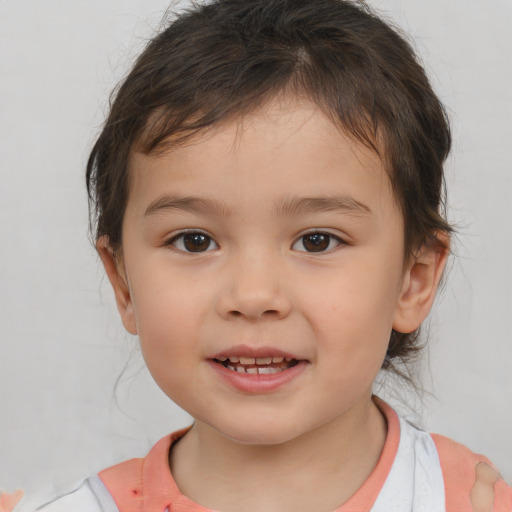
223 356 291 364
224 365 287 374
256 357 272 364
219 354 298 373
257 366 281 374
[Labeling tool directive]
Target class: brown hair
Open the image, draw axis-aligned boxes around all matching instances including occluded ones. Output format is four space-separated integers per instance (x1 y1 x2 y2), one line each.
87 0 452 376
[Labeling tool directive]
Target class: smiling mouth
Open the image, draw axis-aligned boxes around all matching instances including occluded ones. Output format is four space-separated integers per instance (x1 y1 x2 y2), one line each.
213 355 300 375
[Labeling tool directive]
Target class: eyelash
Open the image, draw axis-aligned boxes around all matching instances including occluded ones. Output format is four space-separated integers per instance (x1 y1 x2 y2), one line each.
165 231 345 254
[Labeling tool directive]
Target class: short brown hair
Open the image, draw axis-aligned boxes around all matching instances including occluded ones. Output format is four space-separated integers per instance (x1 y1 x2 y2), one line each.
87 0 452 376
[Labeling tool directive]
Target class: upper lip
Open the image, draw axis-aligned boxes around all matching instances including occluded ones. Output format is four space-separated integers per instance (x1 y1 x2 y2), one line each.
210 344 304 361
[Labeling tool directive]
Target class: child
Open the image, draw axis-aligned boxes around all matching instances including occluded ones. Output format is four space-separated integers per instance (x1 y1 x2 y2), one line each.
3 0 511 510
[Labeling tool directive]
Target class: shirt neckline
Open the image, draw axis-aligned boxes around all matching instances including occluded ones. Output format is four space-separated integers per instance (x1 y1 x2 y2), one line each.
140 396 400 512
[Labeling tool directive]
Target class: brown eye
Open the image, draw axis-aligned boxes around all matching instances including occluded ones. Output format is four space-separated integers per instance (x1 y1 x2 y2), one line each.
170 232 218 253
293 232 342 253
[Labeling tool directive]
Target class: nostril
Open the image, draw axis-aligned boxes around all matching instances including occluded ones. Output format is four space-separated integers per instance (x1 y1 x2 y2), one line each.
228 309 280 319
218 287 292 321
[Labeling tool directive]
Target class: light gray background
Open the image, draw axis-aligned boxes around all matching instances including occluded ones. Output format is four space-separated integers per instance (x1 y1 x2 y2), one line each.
1 0 511 503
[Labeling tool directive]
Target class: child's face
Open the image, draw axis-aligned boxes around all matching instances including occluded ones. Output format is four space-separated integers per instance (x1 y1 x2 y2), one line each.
102 97 433 445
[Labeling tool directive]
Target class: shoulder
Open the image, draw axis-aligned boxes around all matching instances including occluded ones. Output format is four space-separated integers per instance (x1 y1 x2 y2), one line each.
431 433 512 512
2 458 146 512
96 429 190 511
3 430 188 512
34 481 103 512
97 457 145 510
30 476 121 512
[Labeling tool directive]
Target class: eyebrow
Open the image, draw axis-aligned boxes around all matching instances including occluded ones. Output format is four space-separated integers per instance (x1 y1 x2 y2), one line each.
144 194 371 218
144 195 233 217
275 196 372 217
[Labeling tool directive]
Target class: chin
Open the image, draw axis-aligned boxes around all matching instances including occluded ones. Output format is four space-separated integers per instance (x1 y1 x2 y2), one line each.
210 419 310 447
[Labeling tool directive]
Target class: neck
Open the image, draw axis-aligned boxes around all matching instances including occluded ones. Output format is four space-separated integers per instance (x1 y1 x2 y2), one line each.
170 396 387 512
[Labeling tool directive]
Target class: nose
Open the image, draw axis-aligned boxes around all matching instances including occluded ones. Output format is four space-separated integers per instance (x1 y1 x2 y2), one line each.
216 251 292 321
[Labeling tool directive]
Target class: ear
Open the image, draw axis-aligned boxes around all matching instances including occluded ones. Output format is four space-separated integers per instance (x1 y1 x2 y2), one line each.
392 232 450 334
96 236 138 335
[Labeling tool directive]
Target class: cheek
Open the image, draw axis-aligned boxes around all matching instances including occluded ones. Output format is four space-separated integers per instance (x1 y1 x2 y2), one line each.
311 260 400 318
130 258 207 329
135 297 204 406
300 258 402 362
129 274 208 380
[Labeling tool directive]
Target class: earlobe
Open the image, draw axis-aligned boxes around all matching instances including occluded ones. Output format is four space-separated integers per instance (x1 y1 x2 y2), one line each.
392 233 450 334
96 236 138 335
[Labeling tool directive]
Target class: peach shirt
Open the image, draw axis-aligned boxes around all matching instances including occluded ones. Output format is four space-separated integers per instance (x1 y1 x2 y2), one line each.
97 399 512 511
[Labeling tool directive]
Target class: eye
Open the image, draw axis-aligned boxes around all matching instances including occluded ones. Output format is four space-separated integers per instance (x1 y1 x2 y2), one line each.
168 232 218 253
292 232 343 253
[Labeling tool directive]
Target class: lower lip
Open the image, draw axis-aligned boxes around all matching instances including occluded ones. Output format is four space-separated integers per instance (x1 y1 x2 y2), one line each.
207 360 308 393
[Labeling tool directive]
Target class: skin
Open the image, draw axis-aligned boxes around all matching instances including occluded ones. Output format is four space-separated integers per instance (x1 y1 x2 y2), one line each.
99 97 449 512
471 463 500 512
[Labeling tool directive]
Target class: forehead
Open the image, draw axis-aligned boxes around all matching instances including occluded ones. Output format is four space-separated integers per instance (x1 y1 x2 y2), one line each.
126 97 397 219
